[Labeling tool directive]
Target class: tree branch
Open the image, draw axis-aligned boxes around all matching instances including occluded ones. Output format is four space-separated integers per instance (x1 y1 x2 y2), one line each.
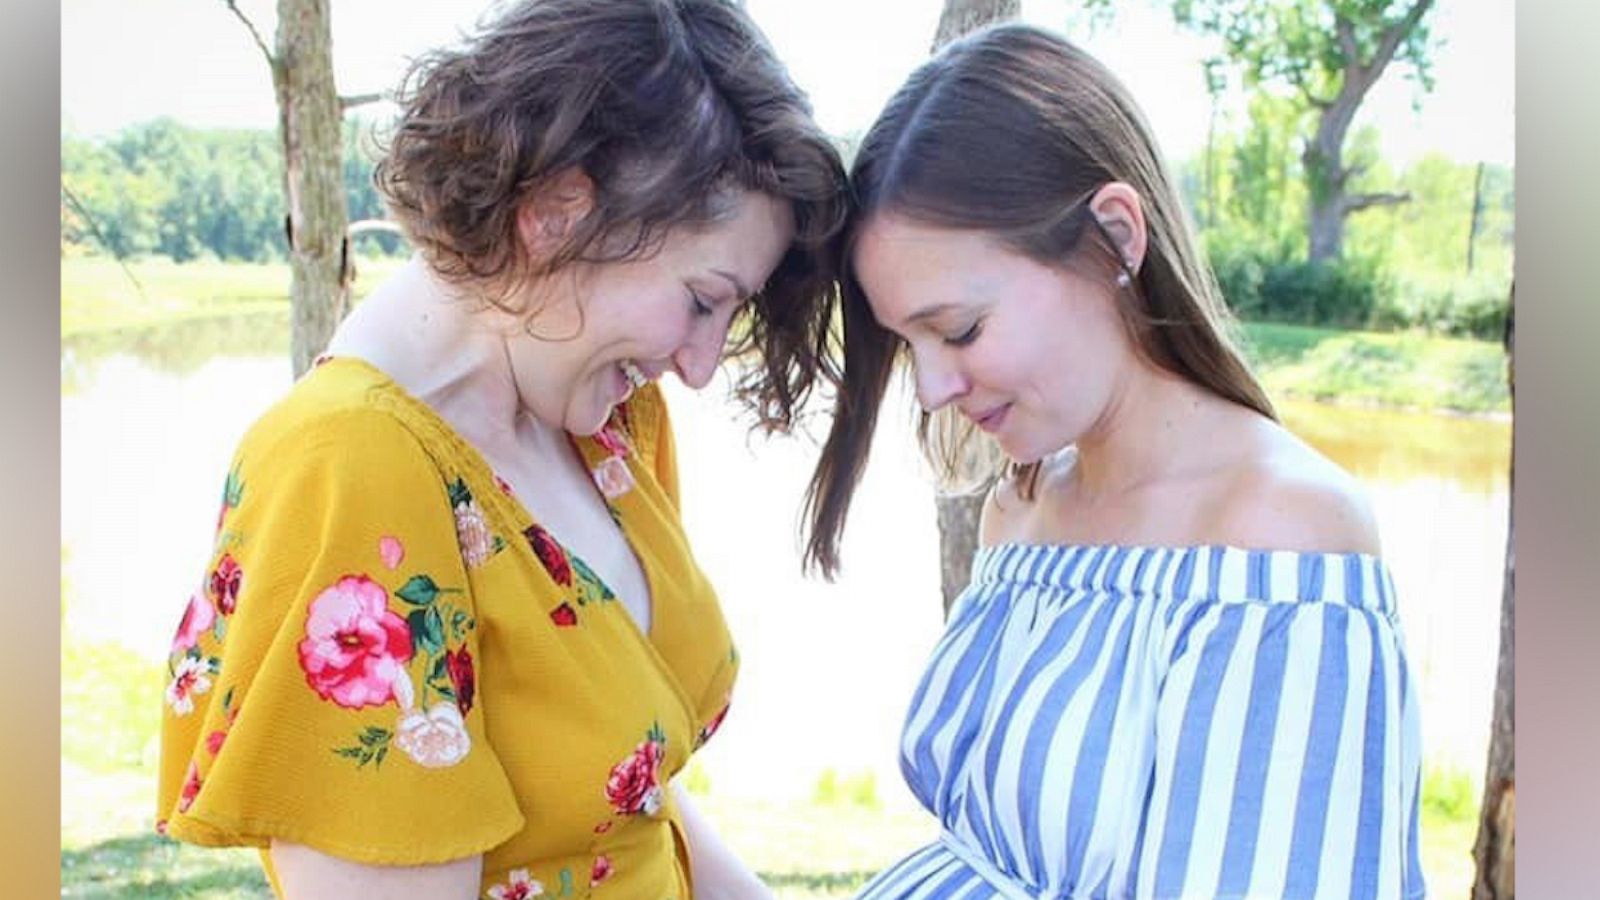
340 92 386 112
61 185 149 302
222 0 275 69
348 218 405 237
1371 0 1436 78
1343 191 1411 214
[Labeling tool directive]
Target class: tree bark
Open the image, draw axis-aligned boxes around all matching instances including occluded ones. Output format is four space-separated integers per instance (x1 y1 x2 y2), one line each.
931 0 1020 52
931 0 1020 618
1303 0 1433 263
1472 286 1514 899
275 0 352 378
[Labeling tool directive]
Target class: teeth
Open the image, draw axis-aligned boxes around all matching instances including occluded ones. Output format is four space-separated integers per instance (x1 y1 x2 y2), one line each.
620 359 648 389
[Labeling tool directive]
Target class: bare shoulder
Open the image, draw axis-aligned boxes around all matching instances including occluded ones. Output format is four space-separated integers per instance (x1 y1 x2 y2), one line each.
979 448 1075 547
1203 424 1382 556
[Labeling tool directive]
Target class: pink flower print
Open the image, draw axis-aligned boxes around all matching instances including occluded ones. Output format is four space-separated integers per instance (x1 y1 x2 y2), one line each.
378 535 405 570
594 424 631 458
604 739 664 816
205 728 228 755
297 575 413 709
454 499 494 568
487 868 545 900
166 655 213 716
178 761 202 813
591 455 635 500
171 592 216 656
590 854 614 887
394 702 472 768
208 554 242 616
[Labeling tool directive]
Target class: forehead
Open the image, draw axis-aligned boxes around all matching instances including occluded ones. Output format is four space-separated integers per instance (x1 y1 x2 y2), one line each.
852 215 1009 311
668 190 793 277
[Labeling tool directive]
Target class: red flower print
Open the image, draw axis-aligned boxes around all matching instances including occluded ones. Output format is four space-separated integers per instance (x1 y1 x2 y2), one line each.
154 818 169 836
487 868 544 900
550 603 578 628
494 474 514 496
208 554 243 616
445 647 476 716
697 698 732 748
605 739 664 816
524 525 573 586
178 761 202 813
170 591 216 656
591 854 614 887
297 575 413 709
205 728 228 755
593 821 613 834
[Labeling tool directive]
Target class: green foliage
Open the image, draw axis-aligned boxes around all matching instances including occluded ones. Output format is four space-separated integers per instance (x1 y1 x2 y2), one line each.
1241 321 1509 413
812 768 882 810
61 117 405 263
62 635 166 774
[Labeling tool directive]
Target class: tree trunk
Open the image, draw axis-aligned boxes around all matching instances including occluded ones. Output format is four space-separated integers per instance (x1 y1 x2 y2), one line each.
931 0 1020 618
1472 287 1514 898
275 0 351 378
931 0 1020 52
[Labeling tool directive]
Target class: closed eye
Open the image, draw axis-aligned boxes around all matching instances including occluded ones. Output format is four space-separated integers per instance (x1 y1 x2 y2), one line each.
944 321 982 347
689 289 714 318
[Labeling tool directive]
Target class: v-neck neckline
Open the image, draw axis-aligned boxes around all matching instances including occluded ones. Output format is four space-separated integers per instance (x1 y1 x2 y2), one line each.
324 355 664 644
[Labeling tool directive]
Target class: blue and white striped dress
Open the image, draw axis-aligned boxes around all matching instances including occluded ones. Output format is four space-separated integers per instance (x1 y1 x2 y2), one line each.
859 542 1425 900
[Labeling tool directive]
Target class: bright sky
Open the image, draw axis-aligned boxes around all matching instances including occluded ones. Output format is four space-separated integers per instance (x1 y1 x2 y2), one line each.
61 0 1513 167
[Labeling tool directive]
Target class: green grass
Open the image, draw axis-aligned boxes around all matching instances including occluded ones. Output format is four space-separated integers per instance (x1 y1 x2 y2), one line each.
61 256 405 337
1240 321 1510 414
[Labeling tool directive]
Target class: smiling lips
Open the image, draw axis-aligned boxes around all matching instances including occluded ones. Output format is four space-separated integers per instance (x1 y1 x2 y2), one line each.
969 404 1009 433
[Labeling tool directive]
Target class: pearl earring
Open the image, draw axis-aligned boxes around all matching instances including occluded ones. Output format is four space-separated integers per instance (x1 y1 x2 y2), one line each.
1115 271 1131 288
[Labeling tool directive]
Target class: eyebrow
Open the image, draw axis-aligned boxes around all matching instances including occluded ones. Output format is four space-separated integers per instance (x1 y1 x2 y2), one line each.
904 303 962 326
709 268 754 301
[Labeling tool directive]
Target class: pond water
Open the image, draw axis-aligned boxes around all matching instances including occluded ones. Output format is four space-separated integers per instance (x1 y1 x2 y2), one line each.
61 317 1509 808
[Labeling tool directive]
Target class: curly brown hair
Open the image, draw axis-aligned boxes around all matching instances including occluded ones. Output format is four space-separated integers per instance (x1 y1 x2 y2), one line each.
374 0 848 429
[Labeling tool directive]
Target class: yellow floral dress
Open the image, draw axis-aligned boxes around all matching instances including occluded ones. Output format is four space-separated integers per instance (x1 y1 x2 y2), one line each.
157 356 738 900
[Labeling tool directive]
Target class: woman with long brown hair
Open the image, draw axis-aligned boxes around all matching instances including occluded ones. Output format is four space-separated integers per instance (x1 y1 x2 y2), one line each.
806 24 1424 900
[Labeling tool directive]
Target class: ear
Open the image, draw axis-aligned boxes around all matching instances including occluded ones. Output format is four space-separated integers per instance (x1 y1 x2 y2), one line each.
1087 181 1148 277
515 167 596 262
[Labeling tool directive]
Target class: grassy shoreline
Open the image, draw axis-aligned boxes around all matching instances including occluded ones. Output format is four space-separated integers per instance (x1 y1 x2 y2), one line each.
62 257 1510 415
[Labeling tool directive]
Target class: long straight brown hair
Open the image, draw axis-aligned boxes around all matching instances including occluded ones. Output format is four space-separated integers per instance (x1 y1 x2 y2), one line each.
801 23 1275 578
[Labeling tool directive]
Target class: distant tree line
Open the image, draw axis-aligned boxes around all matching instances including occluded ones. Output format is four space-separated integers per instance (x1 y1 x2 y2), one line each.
61 117 403 264
62 112 1511 338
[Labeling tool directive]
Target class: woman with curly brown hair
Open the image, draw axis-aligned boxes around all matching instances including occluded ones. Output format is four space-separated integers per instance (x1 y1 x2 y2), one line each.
155 1 845 897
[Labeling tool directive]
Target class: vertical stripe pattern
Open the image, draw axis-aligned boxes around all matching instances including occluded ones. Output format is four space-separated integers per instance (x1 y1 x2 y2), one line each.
857 543 1426 900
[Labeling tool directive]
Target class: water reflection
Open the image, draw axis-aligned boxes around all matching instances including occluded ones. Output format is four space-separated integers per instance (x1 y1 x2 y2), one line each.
59 317 1511 793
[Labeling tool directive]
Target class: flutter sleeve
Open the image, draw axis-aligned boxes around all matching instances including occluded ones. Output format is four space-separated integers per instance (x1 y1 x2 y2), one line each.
156 407 524 865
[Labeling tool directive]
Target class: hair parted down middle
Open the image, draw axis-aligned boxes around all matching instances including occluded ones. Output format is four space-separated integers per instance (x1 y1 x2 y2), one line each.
801 24 1275 578
374 0 849 430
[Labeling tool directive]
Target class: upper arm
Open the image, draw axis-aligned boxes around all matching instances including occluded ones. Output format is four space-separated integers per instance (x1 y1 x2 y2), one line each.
271 842 481 899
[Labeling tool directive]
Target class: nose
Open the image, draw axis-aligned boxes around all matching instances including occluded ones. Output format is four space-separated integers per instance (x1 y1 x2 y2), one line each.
913 352 968 413
671 319 728 390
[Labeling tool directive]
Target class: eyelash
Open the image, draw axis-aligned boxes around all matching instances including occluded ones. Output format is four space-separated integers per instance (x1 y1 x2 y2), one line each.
945 321 982 347
689 290 714 318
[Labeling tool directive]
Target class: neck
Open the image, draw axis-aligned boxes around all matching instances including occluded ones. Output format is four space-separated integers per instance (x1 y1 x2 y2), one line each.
326 257 549 450
1069 362 1223 501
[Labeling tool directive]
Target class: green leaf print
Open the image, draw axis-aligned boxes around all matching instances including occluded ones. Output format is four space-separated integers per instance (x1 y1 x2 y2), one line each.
570 556 617 605
396 575 442 606
408 607 444 656
447 477 473 509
